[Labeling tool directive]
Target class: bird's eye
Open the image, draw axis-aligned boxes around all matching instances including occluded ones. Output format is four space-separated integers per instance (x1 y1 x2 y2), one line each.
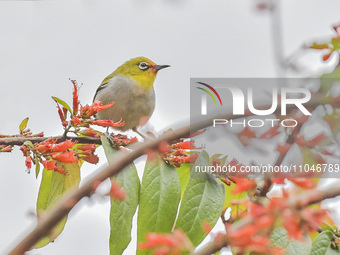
138 62 149 70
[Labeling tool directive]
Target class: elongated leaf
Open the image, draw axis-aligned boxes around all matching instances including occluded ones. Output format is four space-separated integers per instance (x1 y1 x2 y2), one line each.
35 158 40 179
101 137 140 255
19 117 29 133
52 96 72 114
137 154 181 255
176 163 190 198
271 227 312 255
34 161 81 248
175 151 225 246
311 231 340 255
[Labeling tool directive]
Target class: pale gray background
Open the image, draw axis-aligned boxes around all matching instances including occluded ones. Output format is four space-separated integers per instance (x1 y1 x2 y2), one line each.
0 1 339 254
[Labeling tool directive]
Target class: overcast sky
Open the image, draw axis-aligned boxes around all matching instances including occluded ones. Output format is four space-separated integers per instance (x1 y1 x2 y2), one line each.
1 1 340 254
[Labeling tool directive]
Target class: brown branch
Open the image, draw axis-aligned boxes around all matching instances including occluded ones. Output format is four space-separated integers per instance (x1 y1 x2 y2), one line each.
0 136 102 146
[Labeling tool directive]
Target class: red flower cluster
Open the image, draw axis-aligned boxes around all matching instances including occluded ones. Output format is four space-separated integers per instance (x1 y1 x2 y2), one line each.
221 191 329 254
108 134 139 150
20 138 99 175
0 145 13 152
138 230 193 255
159 140 199 167
54 80 124 134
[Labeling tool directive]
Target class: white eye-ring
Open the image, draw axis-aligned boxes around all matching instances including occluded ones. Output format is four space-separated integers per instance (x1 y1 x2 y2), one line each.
139 62 149 70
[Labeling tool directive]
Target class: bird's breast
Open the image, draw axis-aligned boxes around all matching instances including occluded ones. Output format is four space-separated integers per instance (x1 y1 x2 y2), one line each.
94 76 155 130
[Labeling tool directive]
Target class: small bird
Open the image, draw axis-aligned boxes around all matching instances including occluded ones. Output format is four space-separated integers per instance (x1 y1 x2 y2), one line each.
93 57 170 134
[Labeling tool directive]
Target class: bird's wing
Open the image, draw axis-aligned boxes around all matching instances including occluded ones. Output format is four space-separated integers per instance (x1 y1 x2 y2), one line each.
93 83 108 102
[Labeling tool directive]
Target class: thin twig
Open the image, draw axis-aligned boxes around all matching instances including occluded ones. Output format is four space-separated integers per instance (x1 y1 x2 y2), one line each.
0 136 102 146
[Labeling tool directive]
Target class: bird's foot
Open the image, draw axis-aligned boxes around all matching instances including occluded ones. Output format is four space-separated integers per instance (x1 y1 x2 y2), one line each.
132 127 147 140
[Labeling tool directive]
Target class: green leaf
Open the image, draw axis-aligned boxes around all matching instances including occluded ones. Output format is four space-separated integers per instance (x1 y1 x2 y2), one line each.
311 231 340 255
271 227 312 255
175 151 225 246
52 96 72 115
34 161 81 248
176 163 191 198
19 117 29 133
101 137 140 255
137 154 181 255
35 158 40 179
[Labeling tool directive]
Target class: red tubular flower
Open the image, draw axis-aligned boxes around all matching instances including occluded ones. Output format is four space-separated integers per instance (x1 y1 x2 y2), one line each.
110 134 138 147
170 155 191 163
34 138 56 153
276 143 291 154
43 160 68 175
333 24 340 32
35 144 53 153
20 145 28 156
80 128 102 138
55 102 67 127
138 230 193 255
92 119 124 127
232 179 256 194
25 157 32 169
80 154 99 164
306 133 326 148
91 100 115 113
80 101 115 118
71 80 79 115
323 51 333 61
52 151 79 163
0 145 13 152
172 141 195 150
42 160 56 170
52 140 77 152
54 165 67 175
76 144 96 151
108 181 126 200
71 116 81 125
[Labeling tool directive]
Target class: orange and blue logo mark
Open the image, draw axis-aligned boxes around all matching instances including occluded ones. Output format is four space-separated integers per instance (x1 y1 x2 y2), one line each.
196 82 223 106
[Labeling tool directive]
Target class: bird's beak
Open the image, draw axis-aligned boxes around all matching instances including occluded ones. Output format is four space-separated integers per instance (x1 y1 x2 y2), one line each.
152 65 170 71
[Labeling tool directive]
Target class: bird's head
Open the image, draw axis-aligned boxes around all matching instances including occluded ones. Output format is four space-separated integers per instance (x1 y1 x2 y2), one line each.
104 57 170 90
